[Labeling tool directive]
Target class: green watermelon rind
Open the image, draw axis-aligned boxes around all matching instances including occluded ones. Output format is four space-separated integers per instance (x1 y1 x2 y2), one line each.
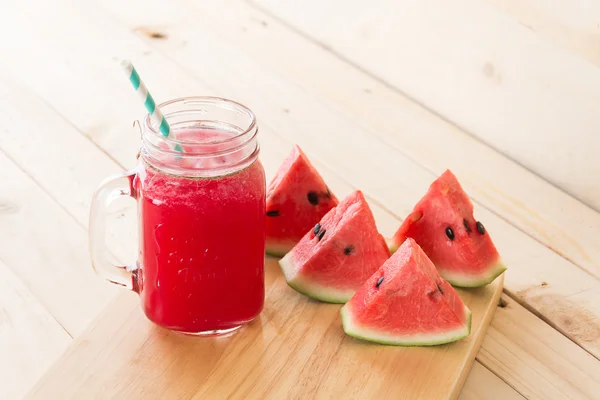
265 241 296 258
279 254 355 304
340 304 472 346
440 261 507 288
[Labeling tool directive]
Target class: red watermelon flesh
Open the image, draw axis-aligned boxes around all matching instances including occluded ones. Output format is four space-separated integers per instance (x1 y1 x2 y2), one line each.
266 145 338 256
340 238 471 346
279 190 391 303
390 170 505 287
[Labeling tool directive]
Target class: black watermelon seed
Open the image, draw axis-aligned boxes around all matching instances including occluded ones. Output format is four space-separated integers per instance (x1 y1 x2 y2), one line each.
324 187 332 198
445 227 455 241
376 276 384 288
307 191 319 205
266 210 280 217
437 284 444 294
463 219 471 233
344 245 354 255
317 229 326 241
313 223 321 236
476 221 486 235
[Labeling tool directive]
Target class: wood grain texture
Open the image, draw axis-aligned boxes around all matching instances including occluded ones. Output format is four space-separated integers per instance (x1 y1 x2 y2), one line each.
0 69 127 227
0 151 116 337
459 362 525 400
479 295 600 399
27 261 503 400
254 0 600 212
479 0 600 68
0 259 71 400
0 69 136 265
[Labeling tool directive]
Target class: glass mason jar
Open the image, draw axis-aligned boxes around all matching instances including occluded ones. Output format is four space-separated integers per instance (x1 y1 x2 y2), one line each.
89 97 266 335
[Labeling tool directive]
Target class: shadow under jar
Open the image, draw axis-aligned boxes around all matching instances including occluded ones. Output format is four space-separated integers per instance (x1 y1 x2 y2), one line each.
89 97 266 335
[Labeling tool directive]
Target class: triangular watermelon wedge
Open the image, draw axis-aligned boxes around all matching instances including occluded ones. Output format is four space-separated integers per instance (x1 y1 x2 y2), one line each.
341 238 472 346
390 170 506 287
279 190 391 303
266 145 339 257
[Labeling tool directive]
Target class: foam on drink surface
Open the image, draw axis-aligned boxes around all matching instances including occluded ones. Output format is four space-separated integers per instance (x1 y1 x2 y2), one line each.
139 127 264 208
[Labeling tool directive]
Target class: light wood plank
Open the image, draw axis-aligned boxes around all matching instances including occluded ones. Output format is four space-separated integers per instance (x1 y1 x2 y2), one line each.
480 295 600 399
478 0 600 68
0 67 136 265
459 362 524 400
0 146 117 337
253 0 600 213
0 69 127 226
27 261 503 400
0 1 189 168
0 259 71 400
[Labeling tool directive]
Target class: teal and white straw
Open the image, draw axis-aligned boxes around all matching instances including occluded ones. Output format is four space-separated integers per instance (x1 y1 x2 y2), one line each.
121 60 182 151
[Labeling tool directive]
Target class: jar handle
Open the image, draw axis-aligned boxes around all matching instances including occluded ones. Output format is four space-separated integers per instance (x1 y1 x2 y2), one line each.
89 169 139 291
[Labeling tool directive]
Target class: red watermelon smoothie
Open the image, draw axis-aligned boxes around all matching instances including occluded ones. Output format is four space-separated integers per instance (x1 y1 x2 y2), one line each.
134 127 266 334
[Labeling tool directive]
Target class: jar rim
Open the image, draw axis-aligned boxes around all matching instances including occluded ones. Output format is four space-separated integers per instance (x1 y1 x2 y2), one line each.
143 96 257 146
139 96 260 178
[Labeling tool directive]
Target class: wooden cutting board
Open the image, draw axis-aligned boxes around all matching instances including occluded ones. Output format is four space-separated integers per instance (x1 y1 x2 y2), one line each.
28 257 503 400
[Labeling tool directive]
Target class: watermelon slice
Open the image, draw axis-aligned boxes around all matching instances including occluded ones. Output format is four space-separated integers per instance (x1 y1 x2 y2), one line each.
389 170 506 287
265 145 339 257
340 238 472 346
279 190 391 303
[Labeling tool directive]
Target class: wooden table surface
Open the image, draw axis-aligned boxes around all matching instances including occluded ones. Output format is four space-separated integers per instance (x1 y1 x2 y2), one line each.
1 1 599 399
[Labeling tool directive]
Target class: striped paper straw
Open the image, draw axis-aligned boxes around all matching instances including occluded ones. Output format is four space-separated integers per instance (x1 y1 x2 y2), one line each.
121 60 182 151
